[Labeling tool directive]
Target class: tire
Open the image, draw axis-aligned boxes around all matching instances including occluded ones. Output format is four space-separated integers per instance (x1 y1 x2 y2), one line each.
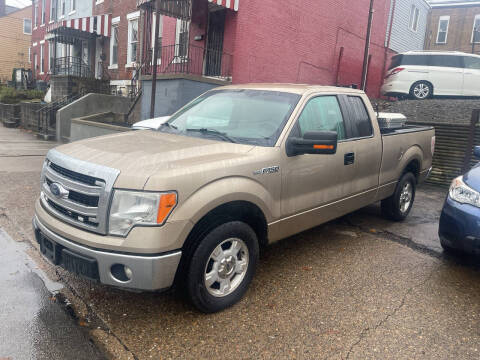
381 172 416 221
410 81 432 100
186 221 259 313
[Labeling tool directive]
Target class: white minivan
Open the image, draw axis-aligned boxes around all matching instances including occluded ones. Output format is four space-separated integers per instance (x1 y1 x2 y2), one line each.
381 51 480 100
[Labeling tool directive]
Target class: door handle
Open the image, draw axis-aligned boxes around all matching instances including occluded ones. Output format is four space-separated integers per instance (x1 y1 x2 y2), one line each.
344 152 355 165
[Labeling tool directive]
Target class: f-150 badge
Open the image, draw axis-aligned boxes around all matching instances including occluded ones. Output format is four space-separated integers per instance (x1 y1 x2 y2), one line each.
253 166 280 175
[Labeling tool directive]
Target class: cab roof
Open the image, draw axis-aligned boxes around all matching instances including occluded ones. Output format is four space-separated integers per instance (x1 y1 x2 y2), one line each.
217 83 366 95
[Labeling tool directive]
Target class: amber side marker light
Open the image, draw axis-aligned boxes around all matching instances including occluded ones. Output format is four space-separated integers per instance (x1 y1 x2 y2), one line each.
157 193 177 224
313 145 334 150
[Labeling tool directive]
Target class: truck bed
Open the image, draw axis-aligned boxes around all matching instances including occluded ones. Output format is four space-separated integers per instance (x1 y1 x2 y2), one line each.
380 125 434 136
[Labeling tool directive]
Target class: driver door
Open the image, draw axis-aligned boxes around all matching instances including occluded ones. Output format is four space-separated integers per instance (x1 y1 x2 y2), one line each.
280 95 357 225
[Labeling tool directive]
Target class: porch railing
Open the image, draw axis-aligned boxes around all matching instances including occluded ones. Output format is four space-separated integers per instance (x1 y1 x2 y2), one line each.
54 56 93 78
142 44 232 80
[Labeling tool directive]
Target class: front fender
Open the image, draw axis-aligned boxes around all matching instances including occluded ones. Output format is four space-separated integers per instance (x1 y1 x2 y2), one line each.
170 176 277 226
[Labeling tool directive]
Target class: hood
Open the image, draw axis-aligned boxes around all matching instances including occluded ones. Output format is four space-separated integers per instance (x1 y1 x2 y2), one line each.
464 164 480 191
54 130 255 189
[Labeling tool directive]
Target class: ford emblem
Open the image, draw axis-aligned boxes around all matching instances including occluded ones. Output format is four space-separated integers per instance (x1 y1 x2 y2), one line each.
50 182 69 198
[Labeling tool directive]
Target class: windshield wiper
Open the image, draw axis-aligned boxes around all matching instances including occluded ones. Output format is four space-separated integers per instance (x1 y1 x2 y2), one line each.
185 128 237 143
159 122 178 130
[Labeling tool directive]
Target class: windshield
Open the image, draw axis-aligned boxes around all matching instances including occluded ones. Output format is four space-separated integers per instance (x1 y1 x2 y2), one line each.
160 89 301 146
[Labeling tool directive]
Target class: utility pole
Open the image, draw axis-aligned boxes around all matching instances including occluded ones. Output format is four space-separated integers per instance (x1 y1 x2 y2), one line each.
150 0 161 119
361 0 375 91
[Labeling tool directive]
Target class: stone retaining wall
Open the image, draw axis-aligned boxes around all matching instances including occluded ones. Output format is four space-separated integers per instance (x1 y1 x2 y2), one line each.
376 99 480 124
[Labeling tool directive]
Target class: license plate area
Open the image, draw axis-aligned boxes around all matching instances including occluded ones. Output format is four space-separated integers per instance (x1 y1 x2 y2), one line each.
37 230 99 281
39 235 61 265
61 249 99 280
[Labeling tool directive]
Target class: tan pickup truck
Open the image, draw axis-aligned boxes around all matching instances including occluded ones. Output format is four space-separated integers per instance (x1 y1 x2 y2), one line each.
33 84 435 312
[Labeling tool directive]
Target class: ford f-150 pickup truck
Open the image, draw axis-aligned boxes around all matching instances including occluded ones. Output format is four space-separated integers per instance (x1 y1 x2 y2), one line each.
33 84 435 313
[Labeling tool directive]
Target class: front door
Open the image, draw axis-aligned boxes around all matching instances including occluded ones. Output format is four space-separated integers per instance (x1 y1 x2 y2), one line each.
463 56 480 96
95 38 102 79
205 9 226 77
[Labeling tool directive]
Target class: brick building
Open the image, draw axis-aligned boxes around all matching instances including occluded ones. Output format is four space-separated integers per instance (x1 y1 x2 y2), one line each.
0 2 32 83
134 0 396 119
425 0 480 54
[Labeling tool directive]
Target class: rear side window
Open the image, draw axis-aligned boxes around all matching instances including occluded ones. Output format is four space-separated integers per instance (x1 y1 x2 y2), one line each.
297 96 346 140
392 55 430 68
346 96 373 138
429 55 463 68
464 56 480 69
389 55 403 70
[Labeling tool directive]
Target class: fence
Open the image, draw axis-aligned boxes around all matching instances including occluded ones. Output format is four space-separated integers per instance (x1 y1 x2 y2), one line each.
409 109 480 187
0 103 21 127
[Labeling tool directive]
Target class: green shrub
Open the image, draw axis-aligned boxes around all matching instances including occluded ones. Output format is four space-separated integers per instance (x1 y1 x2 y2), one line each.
0 87 45 104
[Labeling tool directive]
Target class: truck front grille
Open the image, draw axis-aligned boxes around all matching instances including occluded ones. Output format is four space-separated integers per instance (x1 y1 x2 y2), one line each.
40 149 120 235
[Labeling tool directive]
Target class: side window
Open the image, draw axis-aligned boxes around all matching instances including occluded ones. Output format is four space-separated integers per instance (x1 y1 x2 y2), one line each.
430 55 463 68
464 57 480 70
297 96 346 140
400 55 430 67
347 96 373 138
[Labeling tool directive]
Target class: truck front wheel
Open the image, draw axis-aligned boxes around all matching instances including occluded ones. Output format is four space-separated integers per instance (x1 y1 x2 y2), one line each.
381 172 416 221
186 221 259 313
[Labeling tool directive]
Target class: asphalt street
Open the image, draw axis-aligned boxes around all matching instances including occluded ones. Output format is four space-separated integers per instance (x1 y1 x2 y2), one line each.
2 125 480 360
0 127 104 360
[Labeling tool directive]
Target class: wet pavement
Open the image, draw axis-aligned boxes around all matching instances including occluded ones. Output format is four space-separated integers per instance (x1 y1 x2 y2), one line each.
2 125 480 359
0 230 104 360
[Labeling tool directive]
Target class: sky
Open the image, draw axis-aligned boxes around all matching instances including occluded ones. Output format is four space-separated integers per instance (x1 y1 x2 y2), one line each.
6 0 32 9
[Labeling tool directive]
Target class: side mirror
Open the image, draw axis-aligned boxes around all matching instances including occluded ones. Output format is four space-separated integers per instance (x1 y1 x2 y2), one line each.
286 131 338 157
474 146 480 159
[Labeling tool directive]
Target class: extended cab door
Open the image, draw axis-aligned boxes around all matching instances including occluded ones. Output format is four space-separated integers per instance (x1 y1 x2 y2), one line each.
463 56 480 96
340 94 382 201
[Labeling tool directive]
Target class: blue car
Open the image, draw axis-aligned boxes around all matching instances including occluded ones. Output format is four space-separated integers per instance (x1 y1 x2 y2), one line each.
439 146 480 255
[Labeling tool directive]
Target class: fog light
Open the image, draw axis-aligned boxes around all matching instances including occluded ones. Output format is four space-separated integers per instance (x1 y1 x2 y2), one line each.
111 264 133 282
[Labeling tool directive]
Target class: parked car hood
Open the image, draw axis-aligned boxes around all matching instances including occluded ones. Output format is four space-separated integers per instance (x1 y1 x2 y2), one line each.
464 164 480 191
53 130 255 189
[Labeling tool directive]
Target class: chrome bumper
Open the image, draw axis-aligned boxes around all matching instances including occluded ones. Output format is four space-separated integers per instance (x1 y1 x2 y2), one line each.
33 215 182 291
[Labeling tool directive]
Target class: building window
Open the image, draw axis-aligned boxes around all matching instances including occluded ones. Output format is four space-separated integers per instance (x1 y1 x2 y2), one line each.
50 0 57 22
23 19 32 34
127 16 139 64
49 42 55 72
34 54 37 75
60 0 66 17
110 24 119 67
409 5 420 32
70 0 76 12
436 16 450 44
40 45 44 74
151 14 163 61
472 15 480 44
175 19 189 59
34 3 38 28
28 47 31 63
41 0 46 24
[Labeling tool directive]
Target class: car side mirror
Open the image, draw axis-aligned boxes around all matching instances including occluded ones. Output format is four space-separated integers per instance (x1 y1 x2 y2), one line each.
474 146 480 159
286 131 338 157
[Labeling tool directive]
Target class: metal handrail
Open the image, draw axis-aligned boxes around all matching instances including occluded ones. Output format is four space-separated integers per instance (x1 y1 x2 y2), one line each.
54 56 93 78
141 44 232 79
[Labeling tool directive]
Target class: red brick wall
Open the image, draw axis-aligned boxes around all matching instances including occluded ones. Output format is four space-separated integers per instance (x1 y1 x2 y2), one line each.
93 0 140 82
31 0 50 81
228 0 392 97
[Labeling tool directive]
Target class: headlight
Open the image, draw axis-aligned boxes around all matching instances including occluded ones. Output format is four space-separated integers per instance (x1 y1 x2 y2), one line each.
108 190 177 236
449 176 480 208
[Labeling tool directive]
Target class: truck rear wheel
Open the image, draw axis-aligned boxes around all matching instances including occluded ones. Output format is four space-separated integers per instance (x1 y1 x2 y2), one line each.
381 172 416 221
186 221 259 313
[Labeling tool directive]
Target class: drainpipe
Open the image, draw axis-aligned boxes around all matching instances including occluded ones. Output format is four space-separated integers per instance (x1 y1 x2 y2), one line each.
150 0 161 119
382 0 396 80
361 0 375 91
